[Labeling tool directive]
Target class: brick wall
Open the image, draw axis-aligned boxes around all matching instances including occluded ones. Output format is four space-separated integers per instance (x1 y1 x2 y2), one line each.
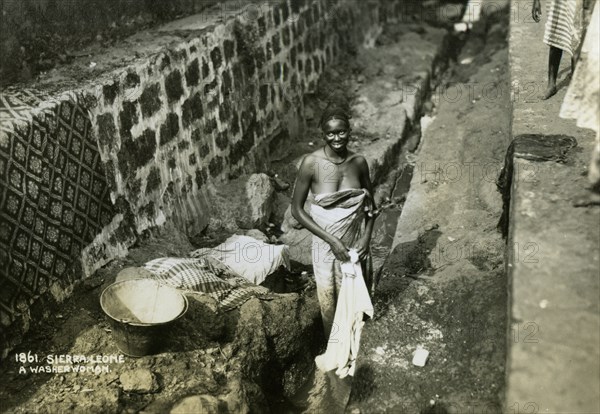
0 0 402 357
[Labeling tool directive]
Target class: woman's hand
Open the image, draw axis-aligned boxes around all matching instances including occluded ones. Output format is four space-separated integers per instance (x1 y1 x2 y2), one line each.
329 238 351 262
532 0 541 22
355 236 371 261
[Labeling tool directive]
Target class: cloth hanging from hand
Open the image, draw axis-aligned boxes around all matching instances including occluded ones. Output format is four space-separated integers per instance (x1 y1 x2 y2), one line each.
315 249 374 378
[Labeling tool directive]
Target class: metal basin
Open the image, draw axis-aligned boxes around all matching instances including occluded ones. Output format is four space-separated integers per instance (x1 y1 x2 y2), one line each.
100 279 188 357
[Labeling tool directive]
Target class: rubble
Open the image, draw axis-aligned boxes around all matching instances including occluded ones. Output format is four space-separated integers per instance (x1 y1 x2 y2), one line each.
170 395 221 414
119 369 160 393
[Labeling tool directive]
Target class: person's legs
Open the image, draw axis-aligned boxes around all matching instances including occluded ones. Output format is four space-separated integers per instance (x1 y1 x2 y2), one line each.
543 46 563 100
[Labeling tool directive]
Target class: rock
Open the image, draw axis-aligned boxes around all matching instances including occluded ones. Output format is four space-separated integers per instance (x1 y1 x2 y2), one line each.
91 387 120 411
271 175 290 191
439 3 463 23
115 267 154 282
242 229 269 243
82 277 104 290
208 173 275 231
220 378 251 414
245 174 276 226
279 228 313 265
272 193 291 225
186 294 225 341
281 199 312 232
119 369 160 393
170 395 220 414
423 101 434 113
281 206 300 231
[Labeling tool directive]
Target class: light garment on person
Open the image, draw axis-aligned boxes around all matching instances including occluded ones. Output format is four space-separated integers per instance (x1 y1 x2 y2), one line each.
309 188 373 338
544 0 585 56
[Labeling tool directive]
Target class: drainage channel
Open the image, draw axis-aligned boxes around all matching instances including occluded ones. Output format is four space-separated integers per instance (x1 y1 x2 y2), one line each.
268 6 514 414
264 14 479 414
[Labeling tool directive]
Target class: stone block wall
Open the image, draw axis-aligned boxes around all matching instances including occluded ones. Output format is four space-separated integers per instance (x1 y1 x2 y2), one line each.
83 0 387 274
0 0 402 357
0 0 223 85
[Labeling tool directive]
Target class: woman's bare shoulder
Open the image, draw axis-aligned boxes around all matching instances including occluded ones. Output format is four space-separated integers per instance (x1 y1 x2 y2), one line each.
300 151 318 164
347 152 367 164
297 152 319 175
301 148 327 165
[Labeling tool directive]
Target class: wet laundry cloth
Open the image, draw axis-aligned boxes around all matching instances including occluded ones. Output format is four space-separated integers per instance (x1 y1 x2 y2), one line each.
190 234 290 285
544 0 585 57
309 188 373 339
143 256 274 311
315 249 374 378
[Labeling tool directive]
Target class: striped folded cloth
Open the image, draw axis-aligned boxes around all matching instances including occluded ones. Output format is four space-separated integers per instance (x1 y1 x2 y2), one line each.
143 256 273 311
544 0 584 57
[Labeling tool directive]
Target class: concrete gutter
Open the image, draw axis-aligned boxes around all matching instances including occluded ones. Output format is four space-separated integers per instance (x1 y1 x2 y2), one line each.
505 0 600 412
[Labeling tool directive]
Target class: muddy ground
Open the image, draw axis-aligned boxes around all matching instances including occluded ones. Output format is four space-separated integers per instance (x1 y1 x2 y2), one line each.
0 5 511 414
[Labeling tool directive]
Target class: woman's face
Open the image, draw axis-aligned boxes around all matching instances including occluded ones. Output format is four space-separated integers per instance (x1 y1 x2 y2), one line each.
322 118 351 153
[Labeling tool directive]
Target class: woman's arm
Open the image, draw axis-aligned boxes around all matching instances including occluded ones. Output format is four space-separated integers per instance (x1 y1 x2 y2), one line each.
532 0 541 22
291 155 350 261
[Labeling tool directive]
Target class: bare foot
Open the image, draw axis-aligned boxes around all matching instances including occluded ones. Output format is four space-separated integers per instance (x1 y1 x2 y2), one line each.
541 85 558 100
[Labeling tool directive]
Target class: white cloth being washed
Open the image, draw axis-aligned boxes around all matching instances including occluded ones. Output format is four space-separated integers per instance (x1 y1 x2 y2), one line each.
315 249 374 378
191 235 290 285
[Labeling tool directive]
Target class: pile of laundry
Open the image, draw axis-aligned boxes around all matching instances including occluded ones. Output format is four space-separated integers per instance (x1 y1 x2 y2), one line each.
142 235 290 311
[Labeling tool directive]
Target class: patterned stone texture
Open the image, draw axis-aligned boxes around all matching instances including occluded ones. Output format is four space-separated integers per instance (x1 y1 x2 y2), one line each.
0 98 115 330
0 0 401 354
